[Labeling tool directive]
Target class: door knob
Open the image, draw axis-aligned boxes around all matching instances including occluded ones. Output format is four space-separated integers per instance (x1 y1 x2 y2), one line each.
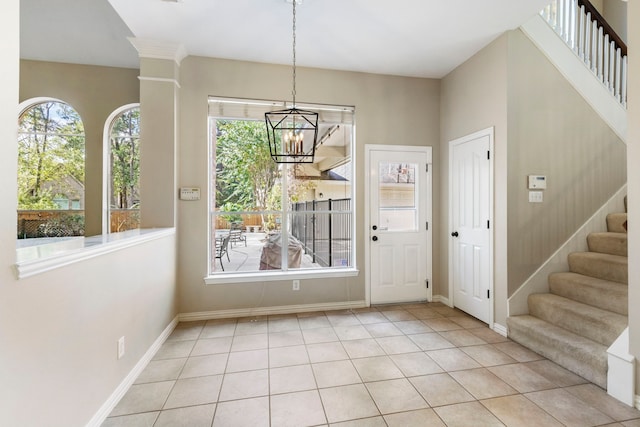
372 236 378 241
372 225 378 230
451 231 459 237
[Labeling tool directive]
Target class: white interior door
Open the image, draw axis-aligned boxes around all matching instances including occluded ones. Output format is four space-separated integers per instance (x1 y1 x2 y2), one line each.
367 146 432 304
449 129 492 324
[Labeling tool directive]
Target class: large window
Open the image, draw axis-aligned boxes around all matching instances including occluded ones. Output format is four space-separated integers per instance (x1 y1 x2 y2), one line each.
209 98 355 276
17 100 85 239
107 106 140 233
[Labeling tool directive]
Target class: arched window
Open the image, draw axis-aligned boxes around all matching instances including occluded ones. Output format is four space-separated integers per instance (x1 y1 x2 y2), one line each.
17 99 85 239
106 106 140 233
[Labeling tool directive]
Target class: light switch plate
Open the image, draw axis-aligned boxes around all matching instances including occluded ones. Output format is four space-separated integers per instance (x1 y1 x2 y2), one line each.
529 191 543 203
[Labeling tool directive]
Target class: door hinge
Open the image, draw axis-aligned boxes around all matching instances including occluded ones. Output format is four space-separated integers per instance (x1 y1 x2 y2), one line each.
426 164 429 172
487 220 490 229
487 150 490 160
487 289 490 299
425 279 429 289
426 221 429 230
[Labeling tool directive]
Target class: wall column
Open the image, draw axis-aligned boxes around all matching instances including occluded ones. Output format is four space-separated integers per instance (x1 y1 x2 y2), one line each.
130 39 186 228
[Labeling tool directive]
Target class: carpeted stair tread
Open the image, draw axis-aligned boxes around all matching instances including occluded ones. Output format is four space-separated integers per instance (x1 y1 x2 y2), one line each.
507 315 607 388
587 232 627 257
549 272 628 315
568 251 627 284
528 293 627 346
607 213 628 233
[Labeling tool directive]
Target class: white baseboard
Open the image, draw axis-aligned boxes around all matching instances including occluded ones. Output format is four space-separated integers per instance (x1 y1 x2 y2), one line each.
493 323 508 337
86 316 179 427
635 395 640 411
179 300 368 322
432 295 451 307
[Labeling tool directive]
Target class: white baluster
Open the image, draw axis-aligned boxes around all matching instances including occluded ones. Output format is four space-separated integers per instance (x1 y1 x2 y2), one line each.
570 0 577 50
597 26 604 80
603 34 609 88
615 48 622 102
591 21 598 73
608 41 615 93
585 12 591 68
621 55 627 107
578 5 585 60
558 0 564 35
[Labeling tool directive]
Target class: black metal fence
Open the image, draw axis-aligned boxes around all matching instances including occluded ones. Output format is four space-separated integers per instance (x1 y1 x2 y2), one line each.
291 198 352 267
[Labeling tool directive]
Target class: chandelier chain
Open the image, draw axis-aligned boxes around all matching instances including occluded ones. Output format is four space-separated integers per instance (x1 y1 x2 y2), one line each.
292 0 297 107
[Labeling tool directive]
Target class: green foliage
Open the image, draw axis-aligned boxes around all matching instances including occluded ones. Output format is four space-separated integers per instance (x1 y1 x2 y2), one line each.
17 101 85 209
110 108 140 209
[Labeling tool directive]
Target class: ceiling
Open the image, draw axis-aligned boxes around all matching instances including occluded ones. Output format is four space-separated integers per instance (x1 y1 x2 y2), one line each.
21 0 551 78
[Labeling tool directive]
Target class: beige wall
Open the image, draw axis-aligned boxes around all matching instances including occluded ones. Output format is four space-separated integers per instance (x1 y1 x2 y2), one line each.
19 60 140 236
176 56 440 313
506 29 626 293
440 34 510 324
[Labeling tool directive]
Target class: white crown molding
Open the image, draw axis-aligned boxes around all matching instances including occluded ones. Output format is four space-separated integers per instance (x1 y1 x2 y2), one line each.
128 37 188 65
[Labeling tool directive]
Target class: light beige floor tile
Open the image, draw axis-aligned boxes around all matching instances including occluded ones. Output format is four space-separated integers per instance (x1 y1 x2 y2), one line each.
393 320 434 334
351 356 404 382
523 359 589 387
381 310 416 322
376 335 421 355
225 348 268 373
384 408 446 427
102 412 159 427
427 348 481 371
365 378 428 414
134 358 186 384
167 325 203 342
341 339 386 359
460 344 517 367
406 308 442 319
153 340 196 360
449 368 518 399
435 401 505 427
448 315 487 329
163 375 223 409
154 404 216 427
492 341 544 362
307 341 349 363
218 369 269 401
269 344 309 368
409 373 475 407
623 420 640 427
468 327 510 343
190 336 233 356
230 333 268 351
302 327 339 344
269 330 305 347
438 330 487 347
355 311 389 325
331 416 386 426
234 320 268 336
431 306 463 317
390 352 443 377
525 388 614 426
270 364 317 394
488 364 557 393
364 322 403 338
334 325 373 341
179 353 228 379
298 315 331 330
271 390 327 427
212 396 269 427
565 384 640 421
312 360 361 388
326 313 361 327
319 384 380 423
199 322 236 339
268 317 300 333
110 381 174 416
409 332 455 351
482 394 563 427
422 317 464 332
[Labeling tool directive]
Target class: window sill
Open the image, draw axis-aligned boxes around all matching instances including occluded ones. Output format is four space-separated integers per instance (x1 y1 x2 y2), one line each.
204 267 359 285
14 228 176 279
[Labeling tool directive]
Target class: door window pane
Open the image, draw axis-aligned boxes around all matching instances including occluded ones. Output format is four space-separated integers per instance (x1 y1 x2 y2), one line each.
378 162 417 232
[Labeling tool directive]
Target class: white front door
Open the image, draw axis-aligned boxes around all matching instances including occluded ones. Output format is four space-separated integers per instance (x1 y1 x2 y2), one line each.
449 129 493 324
367 145 432 305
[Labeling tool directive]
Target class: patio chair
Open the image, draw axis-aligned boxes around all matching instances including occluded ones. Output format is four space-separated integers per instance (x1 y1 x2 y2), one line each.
229 222 246 247
215 234 231 271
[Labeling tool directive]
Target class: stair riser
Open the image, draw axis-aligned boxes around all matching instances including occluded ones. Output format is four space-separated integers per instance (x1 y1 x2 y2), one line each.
569 254 627 284
587 233 627 257
549 275 628 316
607 213 628 233
507 321 606 388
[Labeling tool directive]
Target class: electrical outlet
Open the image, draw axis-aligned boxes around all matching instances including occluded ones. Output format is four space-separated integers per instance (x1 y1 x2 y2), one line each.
292 280 300 291
117 336 125 359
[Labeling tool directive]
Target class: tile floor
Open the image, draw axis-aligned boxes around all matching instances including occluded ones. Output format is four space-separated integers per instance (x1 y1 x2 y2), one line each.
103 302 640 427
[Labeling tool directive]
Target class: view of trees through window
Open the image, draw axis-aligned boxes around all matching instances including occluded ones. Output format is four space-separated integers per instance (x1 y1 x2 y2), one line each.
108 107 140 233
211 116 354 274
17 101 85 239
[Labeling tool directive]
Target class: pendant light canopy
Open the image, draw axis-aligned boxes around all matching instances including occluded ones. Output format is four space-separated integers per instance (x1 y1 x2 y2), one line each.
265 0 319 164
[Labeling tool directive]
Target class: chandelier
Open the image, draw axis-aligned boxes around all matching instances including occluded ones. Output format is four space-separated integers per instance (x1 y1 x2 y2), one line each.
265 0 319 164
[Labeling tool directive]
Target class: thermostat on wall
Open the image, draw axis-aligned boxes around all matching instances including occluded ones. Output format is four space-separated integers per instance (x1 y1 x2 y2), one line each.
528 175 547 190
179 187 201 201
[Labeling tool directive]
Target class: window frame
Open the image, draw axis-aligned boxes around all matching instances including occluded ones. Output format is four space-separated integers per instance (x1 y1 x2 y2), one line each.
205 97 358 283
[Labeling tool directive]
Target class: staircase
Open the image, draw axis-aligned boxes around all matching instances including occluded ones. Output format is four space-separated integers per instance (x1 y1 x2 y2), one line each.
507 208 628 389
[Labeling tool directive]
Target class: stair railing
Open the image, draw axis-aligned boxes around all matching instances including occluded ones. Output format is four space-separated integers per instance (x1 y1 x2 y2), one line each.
541 0 627 107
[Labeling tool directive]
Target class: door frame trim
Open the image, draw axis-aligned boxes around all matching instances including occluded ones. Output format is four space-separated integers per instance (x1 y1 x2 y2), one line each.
364 144 433 306
447 127 495 327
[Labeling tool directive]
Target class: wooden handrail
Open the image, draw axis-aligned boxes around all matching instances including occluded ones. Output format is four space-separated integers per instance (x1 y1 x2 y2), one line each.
578 0 627 56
